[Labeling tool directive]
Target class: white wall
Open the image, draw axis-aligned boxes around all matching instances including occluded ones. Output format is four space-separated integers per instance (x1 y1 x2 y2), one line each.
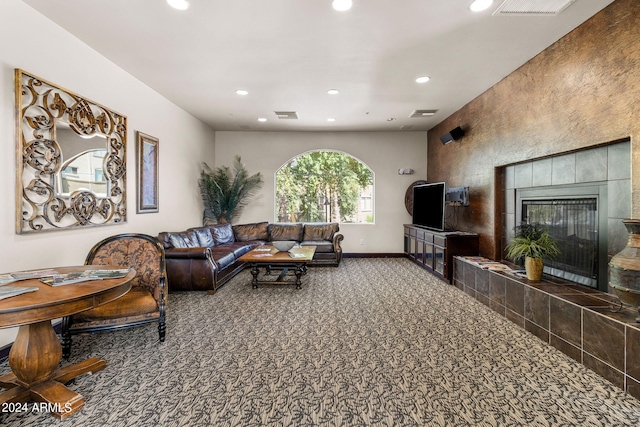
0 1 215 347
214 131 427 253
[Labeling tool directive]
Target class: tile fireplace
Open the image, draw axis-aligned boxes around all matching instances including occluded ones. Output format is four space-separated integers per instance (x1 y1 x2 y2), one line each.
503 140 630 293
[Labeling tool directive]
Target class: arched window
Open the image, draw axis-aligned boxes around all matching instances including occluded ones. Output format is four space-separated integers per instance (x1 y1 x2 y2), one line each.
275 150 374 224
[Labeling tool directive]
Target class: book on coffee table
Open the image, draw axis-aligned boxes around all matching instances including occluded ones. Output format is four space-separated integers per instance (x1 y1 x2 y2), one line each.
289 253 307 259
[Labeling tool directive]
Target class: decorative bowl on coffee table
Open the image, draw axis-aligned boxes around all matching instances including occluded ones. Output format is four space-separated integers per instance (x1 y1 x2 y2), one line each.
272 241 296 252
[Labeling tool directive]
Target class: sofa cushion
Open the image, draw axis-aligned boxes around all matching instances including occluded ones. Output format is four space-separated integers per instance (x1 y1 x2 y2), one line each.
167 231 200 248
228 242 261 258
209 223 235 245
300 240 334 253
72 288 158 322
268 223 303 242
303 223 339 242
233 222 269 241
209 249 237 269
188 227 215 247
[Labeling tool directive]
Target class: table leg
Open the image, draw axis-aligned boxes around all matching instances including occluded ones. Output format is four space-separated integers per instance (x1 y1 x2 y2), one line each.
0 321 106 419
250 264 259 289
294 266 303 290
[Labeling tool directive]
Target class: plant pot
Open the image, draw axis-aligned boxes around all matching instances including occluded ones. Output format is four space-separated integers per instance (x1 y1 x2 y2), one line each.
525 257 544 282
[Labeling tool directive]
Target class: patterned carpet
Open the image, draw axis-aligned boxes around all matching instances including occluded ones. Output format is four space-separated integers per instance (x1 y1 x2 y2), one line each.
1 258 640 426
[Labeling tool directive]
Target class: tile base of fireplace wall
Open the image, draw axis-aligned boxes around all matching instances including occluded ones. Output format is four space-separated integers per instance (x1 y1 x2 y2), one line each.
453 256 640 400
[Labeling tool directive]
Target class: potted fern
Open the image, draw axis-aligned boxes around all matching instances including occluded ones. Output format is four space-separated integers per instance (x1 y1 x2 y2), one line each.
505 223 560 282
198 156 263 225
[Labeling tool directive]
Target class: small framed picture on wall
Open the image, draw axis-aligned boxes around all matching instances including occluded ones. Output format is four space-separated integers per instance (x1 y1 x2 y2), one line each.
136 131 159 213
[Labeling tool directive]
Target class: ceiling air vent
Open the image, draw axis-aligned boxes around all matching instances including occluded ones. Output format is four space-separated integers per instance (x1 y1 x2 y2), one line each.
274 111 298 119
410 109 438 118
493 0 576 16
400 125 413 130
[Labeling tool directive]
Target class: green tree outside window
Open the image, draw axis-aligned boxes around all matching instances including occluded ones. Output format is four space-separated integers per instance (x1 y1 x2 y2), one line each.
276 151 373 223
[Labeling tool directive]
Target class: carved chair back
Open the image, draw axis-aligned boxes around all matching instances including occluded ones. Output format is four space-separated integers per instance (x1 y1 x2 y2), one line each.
85 233 166 304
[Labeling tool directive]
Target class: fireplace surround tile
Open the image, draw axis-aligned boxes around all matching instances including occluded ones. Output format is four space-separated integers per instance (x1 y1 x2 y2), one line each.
576 146 607 183
490 300 506 317
505 278 525 316
528 283 582 295
503 140 631 296
551 153 576 185
608 217 629 258
463 262 476 290
454 257 640 399
608 179 631 219
583 352 625 390
476 292 490 308
525 287 549 330
505 189 515 214
525 319 549 343
549 296 582 347
489 273 506 306
627 326 640 381
532 158 552 187
514 163 533 188
476 269 490 296
550 334 581 363
627 376 640 401
505 309 525 328
555 293 613 308
454 258 463 282
607 141 631 181
505 165 515 190
583 310 625 371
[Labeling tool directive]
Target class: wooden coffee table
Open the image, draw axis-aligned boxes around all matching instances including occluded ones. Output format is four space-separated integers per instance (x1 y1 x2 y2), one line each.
0 266 134 418
238 246 316 289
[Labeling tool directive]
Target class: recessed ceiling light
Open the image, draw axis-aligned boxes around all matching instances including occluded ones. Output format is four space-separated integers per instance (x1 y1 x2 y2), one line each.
327 118 336 122
257 118 267 122
327 89 340 95
235 89 248 96
469 0 493 12
416 76 430 84
387 118 396 122
167 0 189 11
332 0 353 12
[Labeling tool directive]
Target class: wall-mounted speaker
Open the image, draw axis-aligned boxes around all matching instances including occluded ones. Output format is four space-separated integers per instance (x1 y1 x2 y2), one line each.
439 126 465 145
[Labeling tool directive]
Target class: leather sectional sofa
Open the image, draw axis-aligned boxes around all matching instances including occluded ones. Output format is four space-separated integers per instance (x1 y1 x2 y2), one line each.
157 222 343 293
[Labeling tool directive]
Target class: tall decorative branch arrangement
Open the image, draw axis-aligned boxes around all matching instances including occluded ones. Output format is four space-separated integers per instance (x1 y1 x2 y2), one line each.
15 70 127 233
198 156 263 224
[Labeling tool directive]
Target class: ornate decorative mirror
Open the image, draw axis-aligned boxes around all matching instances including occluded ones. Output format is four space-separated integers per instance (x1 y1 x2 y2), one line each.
15 69 127 234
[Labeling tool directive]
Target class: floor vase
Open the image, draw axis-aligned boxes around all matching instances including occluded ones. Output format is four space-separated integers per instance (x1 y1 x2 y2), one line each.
609 218 640 322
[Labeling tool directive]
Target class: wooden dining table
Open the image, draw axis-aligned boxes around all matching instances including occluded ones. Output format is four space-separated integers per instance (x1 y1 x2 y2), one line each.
0 265 134 419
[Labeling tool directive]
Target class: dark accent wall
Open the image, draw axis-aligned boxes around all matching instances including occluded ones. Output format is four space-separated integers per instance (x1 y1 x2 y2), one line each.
427 0 640 259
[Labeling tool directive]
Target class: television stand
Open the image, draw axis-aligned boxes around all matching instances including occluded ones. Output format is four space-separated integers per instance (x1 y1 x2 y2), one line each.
403 224 479 282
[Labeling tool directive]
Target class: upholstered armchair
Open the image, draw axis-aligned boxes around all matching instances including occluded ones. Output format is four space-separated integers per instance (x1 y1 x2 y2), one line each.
62 233 167 359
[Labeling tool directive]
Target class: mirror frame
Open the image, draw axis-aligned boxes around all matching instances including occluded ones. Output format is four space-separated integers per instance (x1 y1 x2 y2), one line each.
15 69 127 234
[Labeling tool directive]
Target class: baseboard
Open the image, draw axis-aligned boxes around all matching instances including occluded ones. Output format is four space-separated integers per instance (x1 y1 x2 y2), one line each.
343 253 405 258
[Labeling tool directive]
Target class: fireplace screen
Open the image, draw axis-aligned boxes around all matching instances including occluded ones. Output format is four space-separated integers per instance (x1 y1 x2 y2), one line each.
522 198 598 287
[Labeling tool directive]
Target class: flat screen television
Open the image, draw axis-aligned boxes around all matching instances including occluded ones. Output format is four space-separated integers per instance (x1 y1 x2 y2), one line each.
412 182 446 231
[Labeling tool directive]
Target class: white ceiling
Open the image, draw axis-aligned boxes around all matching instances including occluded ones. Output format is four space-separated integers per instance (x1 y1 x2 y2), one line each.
24 0 614 132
